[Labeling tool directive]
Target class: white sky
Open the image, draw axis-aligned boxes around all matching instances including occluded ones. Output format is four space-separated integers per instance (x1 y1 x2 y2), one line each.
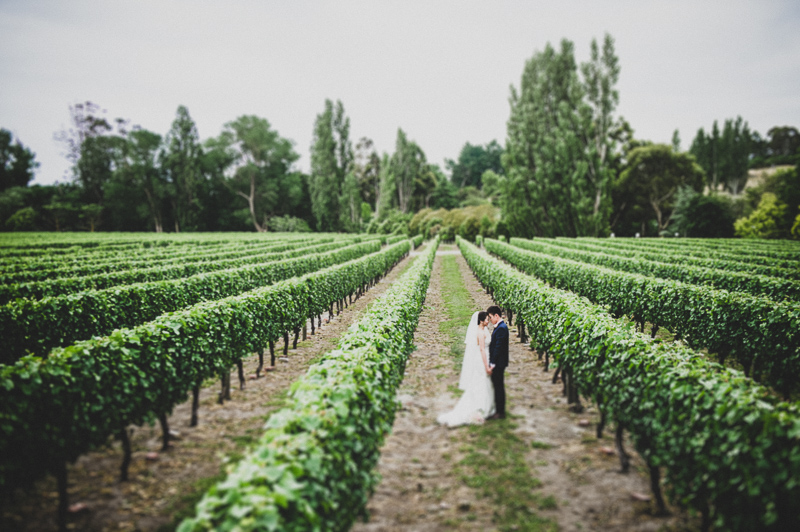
1 0 799 186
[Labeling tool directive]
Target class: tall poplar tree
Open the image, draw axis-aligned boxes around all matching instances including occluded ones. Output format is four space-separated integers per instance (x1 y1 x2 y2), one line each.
502 35 620 238
391 128 427 214
690 117 751 194
339 171 361 232
580 34 620 234
377 153 395 218
162 106 202 232
309 99 353 231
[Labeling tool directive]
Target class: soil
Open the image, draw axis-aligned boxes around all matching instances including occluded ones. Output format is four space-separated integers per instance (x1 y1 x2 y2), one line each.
352 246 697 531
3 244 700 531
1 251 416 532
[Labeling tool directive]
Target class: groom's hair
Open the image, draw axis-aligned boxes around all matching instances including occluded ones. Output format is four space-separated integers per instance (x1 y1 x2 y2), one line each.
487 305 502 317
477 311 488 324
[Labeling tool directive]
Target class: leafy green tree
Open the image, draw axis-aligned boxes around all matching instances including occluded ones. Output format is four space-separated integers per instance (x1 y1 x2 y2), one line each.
580 34 621 230
689 121 721 189
55 101 128 204
689 117 751 193
162 106 203 232
670 187 735 237
360 201 372 223
0 186 30 228
309 100 353 231
446 140 503 189
116 128 167 232
741 166 800 235
55 101 112 171
197 138 246 231
766 126 800 163
671 129 681 152
339 172 361 232
1 129 38 191
458 216 481 241
412 164 438 211
76 134 125 204
42 184 83 231
5 206 36 231
429 167 459 209
614 144 705 234
214 115 299 232
390 128 427 214
80 204 103 232
354 137 381 210
719 117 751 194
376 153 395 218
502 35 619 238
734 193 788 239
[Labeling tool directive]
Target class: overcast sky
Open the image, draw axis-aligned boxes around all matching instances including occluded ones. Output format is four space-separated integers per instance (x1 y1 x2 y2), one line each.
1 1 799 186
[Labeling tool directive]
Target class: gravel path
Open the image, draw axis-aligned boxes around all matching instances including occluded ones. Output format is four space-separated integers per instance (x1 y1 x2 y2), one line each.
352 249 694 531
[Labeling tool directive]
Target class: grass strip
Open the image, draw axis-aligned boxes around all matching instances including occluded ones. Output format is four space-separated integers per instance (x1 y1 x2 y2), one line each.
458 421 558 531
438 253 476 368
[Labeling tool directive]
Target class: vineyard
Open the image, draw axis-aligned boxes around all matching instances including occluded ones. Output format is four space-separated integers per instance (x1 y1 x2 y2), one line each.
1 232 799 531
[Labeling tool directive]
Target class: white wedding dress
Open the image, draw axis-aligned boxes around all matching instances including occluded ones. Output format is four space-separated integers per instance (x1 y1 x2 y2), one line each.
438 312 496 427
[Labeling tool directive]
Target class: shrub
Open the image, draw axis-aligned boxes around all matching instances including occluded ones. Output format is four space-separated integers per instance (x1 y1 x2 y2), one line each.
734 193 788 238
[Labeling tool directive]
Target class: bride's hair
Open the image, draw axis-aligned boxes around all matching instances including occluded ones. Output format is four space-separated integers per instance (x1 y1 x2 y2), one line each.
477 311 488 324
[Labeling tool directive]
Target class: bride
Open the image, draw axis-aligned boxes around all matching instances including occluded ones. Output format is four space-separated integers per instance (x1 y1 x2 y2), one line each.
437 311 495 427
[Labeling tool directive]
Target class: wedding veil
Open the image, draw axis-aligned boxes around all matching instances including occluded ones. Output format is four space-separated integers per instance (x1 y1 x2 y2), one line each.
465 311 481 345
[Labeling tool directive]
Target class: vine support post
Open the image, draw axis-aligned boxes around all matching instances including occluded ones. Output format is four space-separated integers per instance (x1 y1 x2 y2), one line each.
119 428 131 482
158 412 171 451
648 463 668 516
615 423 630 473
269 341 275 367
596 411 606 439
218 370 231 404
236 359 245 390
190 384 200 427
566 368 583 413
256 349 264 379
224 370 232 400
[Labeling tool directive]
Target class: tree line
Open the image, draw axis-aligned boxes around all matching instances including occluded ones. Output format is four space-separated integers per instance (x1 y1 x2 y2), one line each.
2 34 798 238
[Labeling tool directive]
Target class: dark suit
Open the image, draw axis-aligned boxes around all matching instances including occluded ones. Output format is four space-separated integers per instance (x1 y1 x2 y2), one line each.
489 320 509 417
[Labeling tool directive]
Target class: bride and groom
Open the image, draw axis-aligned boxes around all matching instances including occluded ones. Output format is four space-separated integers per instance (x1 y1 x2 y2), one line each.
437 306 509 427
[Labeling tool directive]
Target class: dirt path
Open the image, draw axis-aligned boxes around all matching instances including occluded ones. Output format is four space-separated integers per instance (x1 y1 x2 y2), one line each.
2 250 417 532
353 248 695 531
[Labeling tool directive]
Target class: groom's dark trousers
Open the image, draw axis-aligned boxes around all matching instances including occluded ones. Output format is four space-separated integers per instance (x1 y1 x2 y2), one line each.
489 320 509 418
491 366 506 418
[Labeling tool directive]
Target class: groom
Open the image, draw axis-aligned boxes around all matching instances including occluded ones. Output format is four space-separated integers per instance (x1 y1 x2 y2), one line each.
487 305 508 420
